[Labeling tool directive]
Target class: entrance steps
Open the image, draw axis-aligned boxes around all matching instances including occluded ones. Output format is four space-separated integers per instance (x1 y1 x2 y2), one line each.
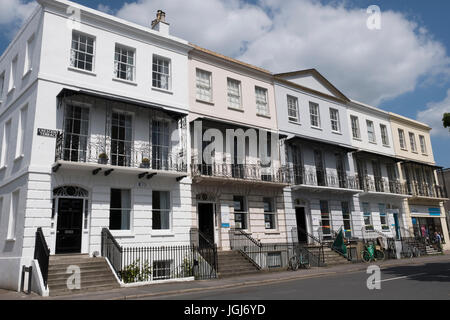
425 245 441 255
306 246 351 266
217 250 260 278
48 254 120 296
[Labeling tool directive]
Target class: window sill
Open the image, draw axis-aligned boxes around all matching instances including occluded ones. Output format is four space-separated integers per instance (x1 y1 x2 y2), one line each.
400 148 408 151
288 120 301 125
411 151 418 154
421 153 428 156
113 77 137 86
369 141 377 145
0 165 7 172
151 230 175 237
228 106 244 112
264 230 280 235
353 137 362 141
311 126 322 131
151 87 173 95
7 87 16 96
22 68 32 79
5 238 16 242
256 113 271 119
331 130 342 135
14 154 24 162
67 66 97 77
196 99 214 106
382 144 390 148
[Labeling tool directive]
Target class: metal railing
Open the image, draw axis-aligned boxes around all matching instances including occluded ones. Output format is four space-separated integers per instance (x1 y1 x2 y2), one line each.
34 227 50 289
229 228 263 269
56 133 187 172
101 228 217 283
406 181 447 199
291 226 326 265
289 166 360 190
358 175 408 195
191 162 290 184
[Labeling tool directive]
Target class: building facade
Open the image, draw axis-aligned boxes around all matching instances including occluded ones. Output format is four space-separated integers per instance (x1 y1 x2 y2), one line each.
389 113 449 250
0 0 192 290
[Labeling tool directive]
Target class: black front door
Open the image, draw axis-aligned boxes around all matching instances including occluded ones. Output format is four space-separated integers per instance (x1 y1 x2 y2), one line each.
295 207 308 243
198 203 214 245
56 198 83 254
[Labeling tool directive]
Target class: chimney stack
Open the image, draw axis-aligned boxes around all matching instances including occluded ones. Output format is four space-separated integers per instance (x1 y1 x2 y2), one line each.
151 10 170 35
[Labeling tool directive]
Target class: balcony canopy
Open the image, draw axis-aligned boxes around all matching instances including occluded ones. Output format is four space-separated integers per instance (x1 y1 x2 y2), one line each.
57 88 187 120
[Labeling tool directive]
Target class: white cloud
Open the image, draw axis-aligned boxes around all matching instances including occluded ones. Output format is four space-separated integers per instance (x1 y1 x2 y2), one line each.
0 0 37 39
417 90 450 137
105 0 450 105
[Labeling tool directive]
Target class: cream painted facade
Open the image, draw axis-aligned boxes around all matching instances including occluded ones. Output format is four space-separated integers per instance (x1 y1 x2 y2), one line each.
389 113 449 250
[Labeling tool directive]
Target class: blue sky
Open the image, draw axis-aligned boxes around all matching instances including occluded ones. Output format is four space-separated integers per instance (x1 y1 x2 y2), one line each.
1 0 449 166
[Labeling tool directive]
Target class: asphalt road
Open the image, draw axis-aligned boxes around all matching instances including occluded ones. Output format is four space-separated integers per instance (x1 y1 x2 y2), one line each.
145 260 450 300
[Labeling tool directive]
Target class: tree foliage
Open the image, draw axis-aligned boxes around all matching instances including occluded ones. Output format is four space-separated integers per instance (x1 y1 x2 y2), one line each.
443 113 450 128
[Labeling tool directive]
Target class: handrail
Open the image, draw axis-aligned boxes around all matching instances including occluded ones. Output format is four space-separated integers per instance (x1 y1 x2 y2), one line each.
34 227 50 289
292 226 325 265
229 228 263 269
101 228 123 278
198 229 215 248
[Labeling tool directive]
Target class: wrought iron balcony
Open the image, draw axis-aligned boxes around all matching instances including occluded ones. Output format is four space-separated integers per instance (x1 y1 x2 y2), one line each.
191 161 290 185
406 181 447 199
358 175 408 195
289 165 360 190
55 133 187 172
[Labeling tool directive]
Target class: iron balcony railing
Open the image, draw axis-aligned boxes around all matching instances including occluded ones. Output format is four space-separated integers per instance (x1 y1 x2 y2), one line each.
406 181 447 199
191 161 290 184
34 227 50 289
289 165 360 190
55 132 187 172
358 176 408 195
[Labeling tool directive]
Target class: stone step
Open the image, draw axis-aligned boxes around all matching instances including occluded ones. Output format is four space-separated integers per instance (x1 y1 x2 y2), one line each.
48 271 116 283
49 277 119 291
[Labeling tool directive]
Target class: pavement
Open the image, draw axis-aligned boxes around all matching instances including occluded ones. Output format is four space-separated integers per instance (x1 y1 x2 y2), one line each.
1 253 449 300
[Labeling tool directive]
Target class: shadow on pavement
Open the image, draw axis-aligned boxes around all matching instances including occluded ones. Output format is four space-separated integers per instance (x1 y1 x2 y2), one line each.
381 262 450 283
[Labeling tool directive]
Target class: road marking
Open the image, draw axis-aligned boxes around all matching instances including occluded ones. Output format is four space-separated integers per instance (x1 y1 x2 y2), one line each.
377 273 427 283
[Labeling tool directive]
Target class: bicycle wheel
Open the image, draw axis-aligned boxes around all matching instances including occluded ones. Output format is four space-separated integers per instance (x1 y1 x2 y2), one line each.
289 256 299 271
361 250 371 263
375 250 385 261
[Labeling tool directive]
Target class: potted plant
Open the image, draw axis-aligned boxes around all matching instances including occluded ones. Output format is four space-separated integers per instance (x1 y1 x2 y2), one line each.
140 157 150 168
98 152 108 164
365 225 374 231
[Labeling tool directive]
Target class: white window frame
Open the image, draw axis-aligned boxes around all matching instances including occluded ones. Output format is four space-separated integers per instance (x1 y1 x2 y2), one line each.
419 135 427 155
233 195 248 230
263 197 277 230
255 86 269 116
366 120 376 143
0 72 4 103
398 129 407 150
7 189 20 240
409 132 417 153
8 55 18 93
70 31 95 72
287 95 299 122
152 55 171 91
114 44 135 82
309 102 320 128
329 108 340 132
380 124 389 146
1 119 11 168
15 105 27 159
24 33 35 75
350 115 360 139
227 78 242 110
109 188 132 232
196 69 212 102
379 203 388 230
362 202 373 229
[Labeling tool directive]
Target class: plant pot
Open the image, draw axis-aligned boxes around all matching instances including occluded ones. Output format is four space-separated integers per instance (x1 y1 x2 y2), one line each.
98 157 108 165
140 162 150 169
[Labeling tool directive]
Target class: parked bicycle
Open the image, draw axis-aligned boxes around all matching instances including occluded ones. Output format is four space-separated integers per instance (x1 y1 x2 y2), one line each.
288 251 311 270
361 242 385 263
401 245 420 259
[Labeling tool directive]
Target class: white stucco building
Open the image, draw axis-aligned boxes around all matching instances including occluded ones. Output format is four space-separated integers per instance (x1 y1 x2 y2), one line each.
0 0 193 291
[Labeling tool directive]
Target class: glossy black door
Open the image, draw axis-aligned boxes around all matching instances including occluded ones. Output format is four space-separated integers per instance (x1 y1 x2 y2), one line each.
56 198 83 254
198 203 214 244
295 207 308 243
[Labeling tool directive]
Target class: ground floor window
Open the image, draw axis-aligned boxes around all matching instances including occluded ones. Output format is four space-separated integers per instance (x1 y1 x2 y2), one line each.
341 201 352 238
153 260 171 280
109 189 131 230
152 191 171 230
412 217 444 243
320 200 331 238
233 195 247 229
362 202 373 230
263 197 276 229
379 203 388 230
